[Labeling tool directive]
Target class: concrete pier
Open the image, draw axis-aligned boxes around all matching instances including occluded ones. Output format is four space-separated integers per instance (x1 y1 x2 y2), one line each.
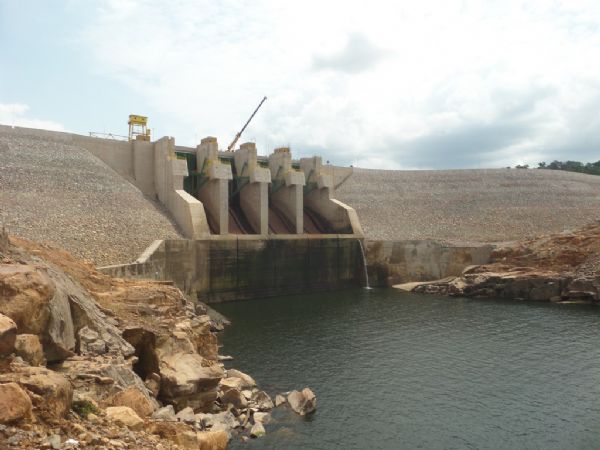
300 156 363 235
233 143 271 235
268 147 305 234
196 137 232 235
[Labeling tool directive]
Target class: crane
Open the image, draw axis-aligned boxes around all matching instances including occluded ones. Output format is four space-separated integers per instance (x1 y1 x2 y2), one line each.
226 96 267 152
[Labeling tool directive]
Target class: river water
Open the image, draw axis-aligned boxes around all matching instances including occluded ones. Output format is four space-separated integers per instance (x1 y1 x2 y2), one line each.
214 289 600 450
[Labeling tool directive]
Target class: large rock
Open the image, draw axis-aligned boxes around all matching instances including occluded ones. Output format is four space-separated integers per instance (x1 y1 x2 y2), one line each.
226 369 256 389
219 377 244 392
105 406 144 430
156 333 224 411
221 387 247 409
207 411 238 432
0 265 54 336
175 318 219 361
250 421 266 438
0 314 17 357
78 326 106 356
0 365 73 418
152 404 176 421
287 388 317 416
0 382 33 423
0 263 76 361
175 406 196 423
196 431 229 450
0 261 135 363
14 334 45 366
254 390 274 411
108 386 156 418
55 355 158 412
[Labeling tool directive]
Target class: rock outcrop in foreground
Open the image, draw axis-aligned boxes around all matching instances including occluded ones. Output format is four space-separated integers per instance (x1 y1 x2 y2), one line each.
0 230 315 449
399 221 600 303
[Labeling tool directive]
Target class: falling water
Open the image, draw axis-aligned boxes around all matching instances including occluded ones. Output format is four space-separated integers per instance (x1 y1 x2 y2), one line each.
358 240 371 289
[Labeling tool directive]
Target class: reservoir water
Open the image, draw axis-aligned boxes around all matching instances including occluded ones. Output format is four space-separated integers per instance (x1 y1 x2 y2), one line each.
214 289 600 449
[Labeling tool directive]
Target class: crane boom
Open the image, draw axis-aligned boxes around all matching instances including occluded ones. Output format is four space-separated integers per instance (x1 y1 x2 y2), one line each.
226 96 267 152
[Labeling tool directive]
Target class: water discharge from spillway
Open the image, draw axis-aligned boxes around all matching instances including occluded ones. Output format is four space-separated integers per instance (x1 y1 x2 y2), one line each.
358 240 371 289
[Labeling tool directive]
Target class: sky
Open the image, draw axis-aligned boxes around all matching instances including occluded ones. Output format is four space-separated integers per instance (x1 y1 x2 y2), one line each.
1 0 599 169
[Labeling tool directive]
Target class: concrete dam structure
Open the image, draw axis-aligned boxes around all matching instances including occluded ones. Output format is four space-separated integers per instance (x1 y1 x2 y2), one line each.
77 133 363 240
78 131 365 301
4 124 600 301
0 124 366 301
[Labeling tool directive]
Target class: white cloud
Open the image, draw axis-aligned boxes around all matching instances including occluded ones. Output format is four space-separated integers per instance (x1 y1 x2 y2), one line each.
0 104 65 131
82 0 600 168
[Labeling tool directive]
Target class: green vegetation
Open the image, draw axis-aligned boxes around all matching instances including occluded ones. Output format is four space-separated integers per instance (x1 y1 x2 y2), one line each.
72 400 99 418
537 160 600 175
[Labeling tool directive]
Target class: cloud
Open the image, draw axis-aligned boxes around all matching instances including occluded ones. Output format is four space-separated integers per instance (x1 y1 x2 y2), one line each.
312 33 389 74
78 0 600 169
0 104 65 131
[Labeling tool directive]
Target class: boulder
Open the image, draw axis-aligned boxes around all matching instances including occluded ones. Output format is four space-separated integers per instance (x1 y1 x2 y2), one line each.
208 411 238 432
55 355 158 413
78 326 106 355
175 406 196 424
219 377 244 392
0 314 17 357
0 382 33 423
14 334 45 366
250 421 266 438
109 386 156 418
274 394 286 407
221 387 247 409
156 334 224 411
0 261 135 363
196 430 229 450
0 366 73 418
253 411 272 424
226 369 256 389
105 406 144 430
254 390 274 410
152 404 176 421
287 388 317 416
0 265 54 337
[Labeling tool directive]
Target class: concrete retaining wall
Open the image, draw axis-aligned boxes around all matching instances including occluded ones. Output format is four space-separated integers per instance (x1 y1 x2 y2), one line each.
366 240 494 286
100 236 364 302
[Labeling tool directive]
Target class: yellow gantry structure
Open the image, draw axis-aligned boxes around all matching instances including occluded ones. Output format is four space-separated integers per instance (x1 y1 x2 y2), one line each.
128 115 151 141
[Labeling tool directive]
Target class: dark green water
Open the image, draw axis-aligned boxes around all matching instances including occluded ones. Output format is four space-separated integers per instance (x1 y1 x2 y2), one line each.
214 289 600 450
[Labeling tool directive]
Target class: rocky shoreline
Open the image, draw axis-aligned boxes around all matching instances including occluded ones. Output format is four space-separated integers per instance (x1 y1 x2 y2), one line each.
397 222 600 303
0 229 316 449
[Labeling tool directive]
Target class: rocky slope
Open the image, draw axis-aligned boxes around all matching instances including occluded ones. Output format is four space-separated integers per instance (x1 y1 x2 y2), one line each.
0 129 183 266
0 229 315 449
335 167 600 243
400 221 600 303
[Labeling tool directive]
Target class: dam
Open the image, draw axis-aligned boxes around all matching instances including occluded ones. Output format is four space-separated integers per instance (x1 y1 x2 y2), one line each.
2 124 600 301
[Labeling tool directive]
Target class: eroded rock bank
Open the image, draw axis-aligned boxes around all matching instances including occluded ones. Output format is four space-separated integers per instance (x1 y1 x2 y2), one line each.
397 221 600 303
0 231 316 449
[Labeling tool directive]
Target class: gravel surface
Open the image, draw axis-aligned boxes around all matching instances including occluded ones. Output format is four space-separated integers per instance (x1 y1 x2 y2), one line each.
0 132 183 266
335 168 600 243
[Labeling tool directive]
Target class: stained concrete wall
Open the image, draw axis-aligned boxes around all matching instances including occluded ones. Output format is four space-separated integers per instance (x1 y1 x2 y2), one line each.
366 240 494 286
100 236 364 302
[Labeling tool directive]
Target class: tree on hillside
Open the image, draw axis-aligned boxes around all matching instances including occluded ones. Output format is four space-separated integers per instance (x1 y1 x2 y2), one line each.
537 160 600 176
